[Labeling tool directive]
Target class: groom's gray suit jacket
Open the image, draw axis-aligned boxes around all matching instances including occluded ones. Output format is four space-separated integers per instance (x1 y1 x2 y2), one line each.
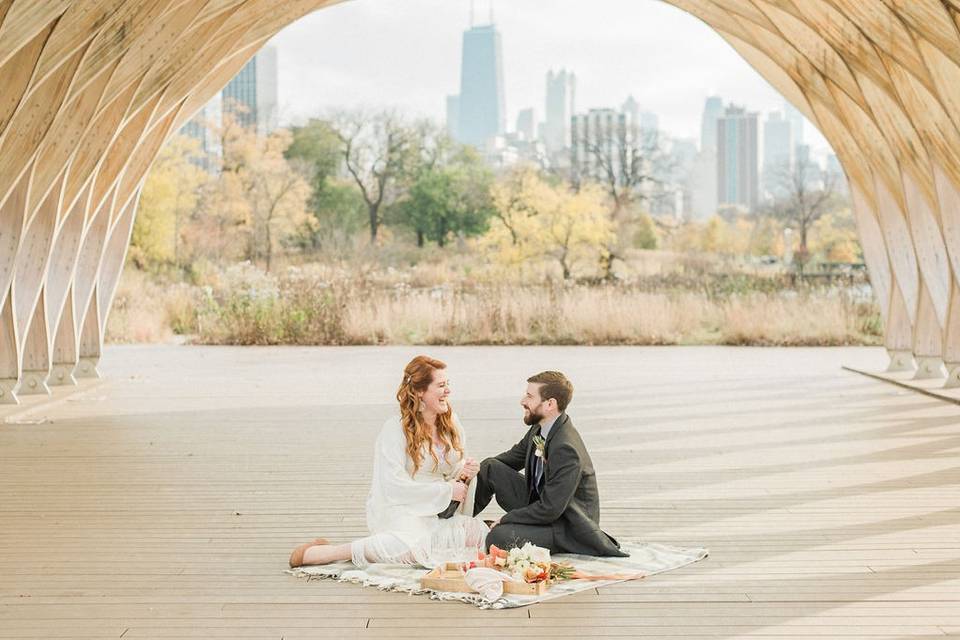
495 413 627 557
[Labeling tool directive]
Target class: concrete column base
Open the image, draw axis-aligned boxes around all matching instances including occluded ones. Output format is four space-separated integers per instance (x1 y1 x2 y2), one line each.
75 357 100 379
913 356 947 379
886 350 915 373
17 371 51 396
943 364 960 388
48 365 78 387
0 379 19 405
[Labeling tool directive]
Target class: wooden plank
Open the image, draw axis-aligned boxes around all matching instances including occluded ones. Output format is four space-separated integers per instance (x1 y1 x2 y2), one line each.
0 345 959 638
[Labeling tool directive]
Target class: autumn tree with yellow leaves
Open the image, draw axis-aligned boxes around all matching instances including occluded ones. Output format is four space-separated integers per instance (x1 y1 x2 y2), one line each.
131 136 208 270
133 116 313 273
217 115 313 272
486 168 614 280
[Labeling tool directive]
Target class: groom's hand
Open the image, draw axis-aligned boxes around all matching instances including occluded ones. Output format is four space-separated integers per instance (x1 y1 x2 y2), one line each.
451 481 468 502
460 457 480 482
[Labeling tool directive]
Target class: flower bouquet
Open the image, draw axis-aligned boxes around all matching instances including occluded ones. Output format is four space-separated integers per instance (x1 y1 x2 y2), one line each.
477 542 574 585
420 543 568 596
421 542 645 598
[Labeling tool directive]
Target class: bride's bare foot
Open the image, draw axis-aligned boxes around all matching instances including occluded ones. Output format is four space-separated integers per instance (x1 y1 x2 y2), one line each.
301 543 346 565
289 539 352 567
288 538 329 568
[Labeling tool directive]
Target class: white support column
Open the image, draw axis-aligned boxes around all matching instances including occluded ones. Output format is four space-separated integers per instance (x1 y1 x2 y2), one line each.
43 185 88 386
50 286 78 387
932 163 960 387
76 292 101 380
885 283 916 372
95 192 139 355
943 281 960 387
0 291 19 405
913 285 947 379
18 295 51 396
11 174 62 397
901 174 951 380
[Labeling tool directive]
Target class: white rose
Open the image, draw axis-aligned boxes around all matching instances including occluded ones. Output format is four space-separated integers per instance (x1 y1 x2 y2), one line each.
526 544 551 564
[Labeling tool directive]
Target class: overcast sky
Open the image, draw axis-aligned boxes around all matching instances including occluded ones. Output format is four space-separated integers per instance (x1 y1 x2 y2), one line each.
268 0 829 153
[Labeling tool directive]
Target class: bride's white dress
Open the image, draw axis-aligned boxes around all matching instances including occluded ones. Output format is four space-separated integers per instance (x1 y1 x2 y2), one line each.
351 414 488 569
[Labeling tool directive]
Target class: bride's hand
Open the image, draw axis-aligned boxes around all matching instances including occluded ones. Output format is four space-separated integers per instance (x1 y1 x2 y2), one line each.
451 481 468 502
460 457 480 482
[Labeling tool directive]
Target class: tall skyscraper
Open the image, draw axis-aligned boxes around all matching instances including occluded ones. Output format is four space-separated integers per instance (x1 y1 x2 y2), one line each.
826 153 848 195
640 111 659 134
445 95 460 140
515 108 535 141
570 108 625 185
544 69 576 154
456 23 505 148
784 99 805 147
622 95 640 128
700 95 724 153
180 93 223 173
717 105 759 212
763 110 793 198
690 96 723 219
222 46 279 134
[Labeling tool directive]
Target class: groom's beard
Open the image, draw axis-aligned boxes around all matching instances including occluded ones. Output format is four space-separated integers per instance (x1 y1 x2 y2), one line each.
523 407 545 426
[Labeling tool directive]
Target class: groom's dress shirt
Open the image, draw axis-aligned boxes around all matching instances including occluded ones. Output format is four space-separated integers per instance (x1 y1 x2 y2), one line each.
532 415 559 494
539 415 559 439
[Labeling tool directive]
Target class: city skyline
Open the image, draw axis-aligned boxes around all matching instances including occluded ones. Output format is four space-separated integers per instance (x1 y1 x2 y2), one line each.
267 0 831 157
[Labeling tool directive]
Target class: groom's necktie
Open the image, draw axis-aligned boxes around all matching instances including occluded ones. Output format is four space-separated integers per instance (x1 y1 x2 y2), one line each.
533 428 544 494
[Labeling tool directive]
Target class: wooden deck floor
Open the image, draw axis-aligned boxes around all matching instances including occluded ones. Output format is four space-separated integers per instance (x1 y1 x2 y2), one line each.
2 345 959 639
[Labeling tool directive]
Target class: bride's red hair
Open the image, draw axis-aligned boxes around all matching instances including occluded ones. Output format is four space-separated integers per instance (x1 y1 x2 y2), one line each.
396 355 463 476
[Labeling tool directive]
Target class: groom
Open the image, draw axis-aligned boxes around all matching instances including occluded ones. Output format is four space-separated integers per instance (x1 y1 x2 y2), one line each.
473 371 627 557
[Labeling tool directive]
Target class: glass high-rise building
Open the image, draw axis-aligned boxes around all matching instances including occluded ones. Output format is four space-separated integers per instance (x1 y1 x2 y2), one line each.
570 108 626 185
717 105 759 212
545 69 576 154
515 108 535 142
222 46 279 134
784 99 805 147
700 96 724 153
445 95 460 140
456 24 505 148
763 111 793 198
180 93 223 173
689 96 724 219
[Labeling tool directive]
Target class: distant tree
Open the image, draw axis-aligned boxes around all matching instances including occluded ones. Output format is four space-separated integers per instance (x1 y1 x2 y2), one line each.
631 213 658 250
285 118 365 250
329 109 419 243
810 209 861 264
390 146 495 247
488 166 548 250
764 156 839 272
575 123 674 278
487 168 613 279
199 114 312 272
285 118 342 187
131 135 207 270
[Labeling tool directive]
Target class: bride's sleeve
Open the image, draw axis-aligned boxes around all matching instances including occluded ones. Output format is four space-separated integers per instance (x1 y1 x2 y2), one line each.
377 419 455 515
452 413 477 516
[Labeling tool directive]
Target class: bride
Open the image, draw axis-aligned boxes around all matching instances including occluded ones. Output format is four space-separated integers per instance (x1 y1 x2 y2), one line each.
289 355 490 569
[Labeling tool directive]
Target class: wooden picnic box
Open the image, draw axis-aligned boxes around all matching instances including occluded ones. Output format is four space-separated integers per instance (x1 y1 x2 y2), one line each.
420 562 549 596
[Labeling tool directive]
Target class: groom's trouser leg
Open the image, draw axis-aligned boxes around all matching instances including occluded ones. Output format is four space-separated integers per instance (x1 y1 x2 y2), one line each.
486 523 558 553
473 458 528 516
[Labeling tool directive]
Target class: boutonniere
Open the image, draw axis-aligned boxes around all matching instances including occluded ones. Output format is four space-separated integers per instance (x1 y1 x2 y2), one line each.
532 434 546 459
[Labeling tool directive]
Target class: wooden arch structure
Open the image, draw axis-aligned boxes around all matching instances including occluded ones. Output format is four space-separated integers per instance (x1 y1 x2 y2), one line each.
1 0 960 403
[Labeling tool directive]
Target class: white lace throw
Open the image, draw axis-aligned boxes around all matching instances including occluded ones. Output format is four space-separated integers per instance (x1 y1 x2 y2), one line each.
287 540 708 609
